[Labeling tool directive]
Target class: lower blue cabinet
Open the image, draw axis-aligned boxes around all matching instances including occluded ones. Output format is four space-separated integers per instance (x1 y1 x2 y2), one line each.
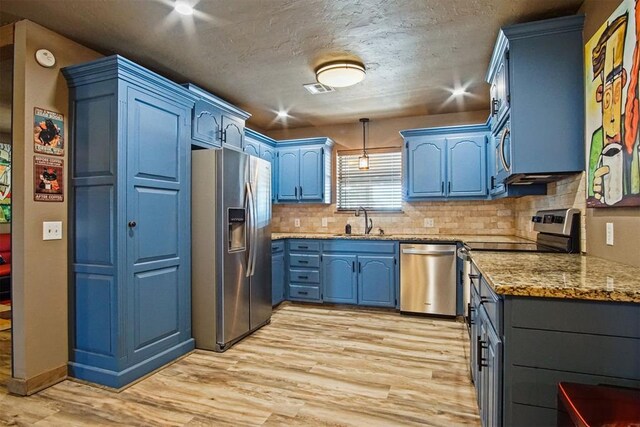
272 243 285 305
358 256 396 307
323 254 358 304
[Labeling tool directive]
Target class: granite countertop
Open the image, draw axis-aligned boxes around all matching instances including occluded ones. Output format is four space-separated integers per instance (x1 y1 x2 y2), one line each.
470 251 640 303
271 232 532 244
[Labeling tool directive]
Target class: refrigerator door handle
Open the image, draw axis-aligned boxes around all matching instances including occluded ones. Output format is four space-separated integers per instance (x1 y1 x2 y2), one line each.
245 182 255 277
250 182 259 277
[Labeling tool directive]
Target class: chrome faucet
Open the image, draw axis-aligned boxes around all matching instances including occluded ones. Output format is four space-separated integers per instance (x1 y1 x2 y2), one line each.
355 206 373 235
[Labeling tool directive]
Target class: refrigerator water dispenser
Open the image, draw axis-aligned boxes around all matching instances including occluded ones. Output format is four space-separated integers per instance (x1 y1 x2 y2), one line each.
227 208 246 252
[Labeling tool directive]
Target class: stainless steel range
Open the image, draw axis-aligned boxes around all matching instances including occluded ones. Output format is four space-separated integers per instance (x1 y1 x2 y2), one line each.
458 208 581 331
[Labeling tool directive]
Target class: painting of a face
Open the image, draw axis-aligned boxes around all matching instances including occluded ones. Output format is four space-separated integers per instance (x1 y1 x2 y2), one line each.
603 72 624 145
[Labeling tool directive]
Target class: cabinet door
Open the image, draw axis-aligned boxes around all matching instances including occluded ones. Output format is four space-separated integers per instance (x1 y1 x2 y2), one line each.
299 147 323 200
272 252 285 305
406 137 446 198
485 324 503 427
277 148 300 201
126 87 190 363
192 99 222 147
260 145 277 202
447 135 487 197
358 255 395 307
244 139 260 157
222 113 245 151
323 254 358 304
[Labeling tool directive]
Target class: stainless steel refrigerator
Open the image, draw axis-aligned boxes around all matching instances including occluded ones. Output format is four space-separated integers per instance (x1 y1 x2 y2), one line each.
192 147 272 352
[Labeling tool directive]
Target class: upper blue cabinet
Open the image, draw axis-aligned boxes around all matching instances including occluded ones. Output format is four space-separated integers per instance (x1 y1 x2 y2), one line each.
401 124 488 200
183 83 251 150
245 128 278 202
276 138 333 204
486 15 585 185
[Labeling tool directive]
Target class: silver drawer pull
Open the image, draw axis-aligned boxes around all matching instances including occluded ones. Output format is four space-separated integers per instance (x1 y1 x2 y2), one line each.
402 249 455 255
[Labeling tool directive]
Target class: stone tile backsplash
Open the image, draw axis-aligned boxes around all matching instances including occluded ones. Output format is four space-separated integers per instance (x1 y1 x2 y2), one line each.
273 173 586 252
513 173 587 252
273 200 516 236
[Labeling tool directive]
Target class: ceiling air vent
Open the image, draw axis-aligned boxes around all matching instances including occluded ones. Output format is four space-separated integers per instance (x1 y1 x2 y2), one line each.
303 82 335 94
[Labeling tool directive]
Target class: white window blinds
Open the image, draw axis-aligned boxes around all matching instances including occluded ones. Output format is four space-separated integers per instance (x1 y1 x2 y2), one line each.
337 149 402 211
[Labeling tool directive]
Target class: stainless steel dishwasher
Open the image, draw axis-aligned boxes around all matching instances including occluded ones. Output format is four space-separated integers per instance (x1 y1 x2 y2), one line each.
400 243 457 316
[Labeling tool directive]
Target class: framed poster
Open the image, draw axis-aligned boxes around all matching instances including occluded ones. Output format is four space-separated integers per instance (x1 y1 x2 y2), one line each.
34 155 64 202
33 107 64 157
0 144 10 223
585 0 640 207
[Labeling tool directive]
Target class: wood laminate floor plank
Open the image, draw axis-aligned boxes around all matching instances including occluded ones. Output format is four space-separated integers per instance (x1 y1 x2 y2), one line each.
0 304 480 426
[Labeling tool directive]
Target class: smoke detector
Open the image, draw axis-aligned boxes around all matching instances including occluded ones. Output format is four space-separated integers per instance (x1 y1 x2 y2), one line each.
303 82 335 94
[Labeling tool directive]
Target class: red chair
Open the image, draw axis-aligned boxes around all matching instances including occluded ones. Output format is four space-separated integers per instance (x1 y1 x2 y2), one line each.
558 382 640 427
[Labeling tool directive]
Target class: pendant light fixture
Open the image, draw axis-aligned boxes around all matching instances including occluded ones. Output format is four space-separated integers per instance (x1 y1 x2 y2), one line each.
359 118 370 170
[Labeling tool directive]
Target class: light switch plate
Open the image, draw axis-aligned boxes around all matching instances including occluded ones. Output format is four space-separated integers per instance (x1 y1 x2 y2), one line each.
606 222 614 246
294 218 300 228
43 221 62 240
424 218 435 228
321 217 328 227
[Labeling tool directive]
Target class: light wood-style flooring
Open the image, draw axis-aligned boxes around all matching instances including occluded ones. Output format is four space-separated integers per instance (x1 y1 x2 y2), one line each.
0 304 479 426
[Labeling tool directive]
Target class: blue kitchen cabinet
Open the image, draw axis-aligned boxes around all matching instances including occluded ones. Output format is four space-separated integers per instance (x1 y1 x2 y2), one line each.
358 255 396 307
272 241 285 305
287 240 322 302
323 254 358 304
486 15 584 185
277 148 300 201
276 138 333 204
321 240 398 309
183 83 250 150
447 135 487 197
299 147 323 200
402 124 489 200
405 137 447 198
245 128 278 202
244 138 260 157
489 49 510 130
64 55 196 388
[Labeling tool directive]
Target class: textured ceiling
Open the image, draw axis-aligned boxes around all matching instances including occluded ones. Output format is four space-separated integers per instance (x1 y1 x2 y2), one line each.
0 0 583 130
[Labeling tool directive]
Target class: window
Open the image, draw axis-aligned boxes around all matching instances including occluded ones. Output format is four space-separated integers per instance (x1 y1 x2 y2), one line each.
337 148 402 211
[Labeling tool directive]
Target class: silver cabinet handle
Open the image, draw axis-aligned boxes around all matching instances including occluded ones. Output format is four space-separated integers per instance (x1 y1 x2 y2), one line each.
499 126 510 172
402 249 455 255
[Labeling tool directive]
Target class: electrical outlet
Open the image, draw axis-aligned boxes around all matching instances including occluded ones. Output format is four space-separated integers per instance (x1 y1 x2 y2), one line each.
606 222 614 246
424 218 435 228
43 221 62 240
294 218 300 228
322 217 328 227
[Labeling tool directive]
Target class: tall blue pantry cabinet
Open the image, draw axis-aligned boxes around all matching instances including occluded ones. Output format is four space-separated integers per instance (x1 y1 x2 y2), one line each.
63 56 196 388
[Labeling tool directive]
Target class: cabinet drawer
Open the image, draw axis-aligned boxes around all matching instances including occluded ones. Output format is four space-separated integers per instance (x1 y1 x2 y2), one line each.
289 269 320 284
289 254 320 268
271 241 284 254
289 241 320 252
289 285 320 301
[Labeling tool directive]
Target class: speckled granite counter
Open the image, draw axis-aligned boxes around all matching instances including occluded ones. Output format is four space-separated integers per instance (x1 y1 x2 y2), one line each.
271 232 532 244
470 251 640 303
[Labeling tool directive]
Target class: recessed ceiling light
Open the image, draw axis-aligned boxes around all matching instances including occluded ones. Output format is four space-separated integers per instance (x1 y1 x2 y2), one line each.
452 87 467 97
277 110 289 119
174 1 194 15
316 60 366 88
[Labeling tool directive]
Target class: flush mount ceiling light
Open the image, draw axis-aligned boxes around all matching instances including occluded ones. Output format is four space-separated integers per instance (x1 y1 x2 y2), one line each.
276 110 289 119
316 60 366 88
174 1 194 15
359 118 370 170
